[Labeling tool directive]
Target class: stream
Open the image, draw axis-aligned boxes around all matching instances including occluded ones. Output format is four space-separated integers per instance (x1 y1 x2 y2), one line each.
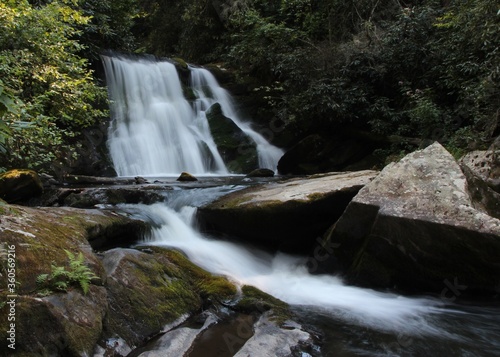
114 183 500 357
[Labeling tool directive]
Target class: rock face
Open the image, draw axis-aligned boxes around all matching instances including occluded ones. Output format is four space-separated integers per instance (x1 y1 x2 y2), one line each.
101 247 237 348
198 171 378 253
206 103 258 174
0 169 43 202
460 149 500 219
0 203 145 356
321 143 500 295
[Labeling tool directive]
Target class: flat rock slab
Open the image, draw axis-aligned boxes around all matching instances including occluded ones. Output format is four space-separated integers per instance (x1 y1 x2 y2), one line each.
198 170 378 253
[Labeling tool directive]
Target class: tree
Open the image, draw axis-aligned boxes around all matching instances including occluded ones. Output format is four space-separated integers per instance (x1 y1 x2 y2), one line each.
0 0 107 173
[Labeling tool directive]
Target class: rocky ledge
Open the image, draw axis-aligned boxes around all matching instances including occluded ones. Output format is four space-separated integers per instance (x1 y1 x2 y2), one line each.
197 170 378 253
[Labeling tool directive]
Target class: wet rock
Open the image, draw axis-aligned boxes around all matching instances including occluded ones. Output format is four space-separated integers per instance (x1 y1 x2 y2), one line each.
246 168 275 178
137 312 218 357
135 176 149 185
28 186 168 208
101 247 237 348
0 169 43 202
206 102 258 174
198 171 378 253
233 311 313 357
322 143 500 296
63 174 127 185
177 172 198 182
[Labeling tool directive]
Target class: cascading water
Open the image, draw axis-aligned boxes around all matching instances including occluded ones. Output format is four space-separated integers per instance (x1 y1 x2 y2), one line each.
118 187 500 356
189 67 284 170
102 55 283 176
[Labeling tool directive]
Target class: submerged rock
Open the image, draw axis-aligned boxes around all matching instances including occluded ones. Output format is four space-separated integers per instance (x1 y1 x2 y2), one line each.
198 170 378 253
0 169 43 202
321 143 500 296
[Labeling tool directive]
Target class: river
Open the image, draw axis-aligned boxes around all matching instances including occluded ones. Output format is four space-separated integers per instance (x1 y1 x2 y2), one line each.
114 183 500 357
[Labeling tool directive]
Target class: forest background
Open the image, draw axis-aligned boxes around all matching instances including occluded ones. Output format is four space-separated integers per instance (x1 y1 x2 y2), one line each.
0 0 498 175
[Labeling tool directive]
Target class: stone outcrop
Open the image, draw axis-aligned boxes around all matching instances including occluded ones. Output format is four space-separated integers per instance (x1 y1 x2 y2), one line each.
198 171 378 253
30 186 167 209
0 169 43 202
320 143 500 296
100 247 237 348
205 102 258 174
0 203 145 356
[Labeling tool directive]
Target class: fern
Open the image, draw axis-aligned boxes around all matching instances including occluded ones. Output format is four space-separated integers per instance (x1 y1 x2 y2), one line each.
36 250 100 296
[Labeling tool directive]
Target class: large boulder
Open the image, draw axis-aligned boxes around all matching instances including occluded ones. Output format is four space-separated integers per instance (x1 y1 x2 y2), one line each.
321 143 500 296
206 103 258 174
11 287 108 357
0 169 43 202
198 171 378 253
0 203 144 356
101 247 237 348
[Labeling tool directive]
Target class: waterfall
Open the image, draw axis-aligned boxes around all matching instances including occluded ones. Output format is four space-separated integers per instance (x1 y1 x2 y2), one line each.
189 67 284 170
102 55 283 176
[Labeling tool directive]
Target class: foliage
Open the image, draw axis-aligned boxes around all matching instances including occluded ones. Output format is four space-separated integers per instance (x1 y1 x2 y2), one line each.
36 250 99 296
0 0 107 173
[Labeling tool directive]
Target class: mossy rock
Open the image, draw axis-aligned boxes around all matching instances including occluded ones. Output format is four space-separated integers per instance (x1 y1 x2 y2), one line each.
0 169 43 203
235 285 290 325
0 287 107 357
0 204 147 294
0 202 142 356
206 103 258 174
101 247 237 347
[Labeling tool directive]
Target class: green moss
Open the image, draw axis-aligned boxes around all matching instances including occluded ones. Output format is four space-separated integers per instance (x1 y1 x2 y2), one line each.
172 57 188 69
307 192 328 201
159 248 237 302
236 285 290 325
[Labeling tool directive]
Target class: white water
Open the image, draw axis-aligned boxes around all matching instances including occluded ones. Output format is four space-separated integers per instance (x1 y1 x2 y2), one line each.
102 55 283 176
127 194 446 336
189 67 284 170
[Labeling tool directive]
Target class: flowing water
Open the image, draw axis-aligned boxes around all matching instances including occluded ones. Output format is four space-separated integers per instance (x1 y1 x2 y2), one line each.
102 55 283 176
117 187 500 357
103 55 500 356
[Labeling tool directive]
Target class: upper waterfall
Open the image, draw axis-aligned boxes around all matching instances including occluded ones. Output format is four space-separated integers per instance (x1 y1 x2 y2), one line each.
102 55 283 176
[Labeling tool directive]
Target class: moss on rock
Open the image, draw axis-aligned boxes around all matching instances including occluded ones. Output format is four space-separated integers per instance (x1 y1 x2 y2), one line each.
102 247 238 347
236 285 290 325
0 169 43 202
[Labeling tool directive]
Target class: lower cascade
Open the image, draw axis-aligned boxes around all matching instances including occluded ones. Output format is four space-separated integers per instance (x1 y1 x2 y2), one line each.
118 186 500 356
102 55 284 177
